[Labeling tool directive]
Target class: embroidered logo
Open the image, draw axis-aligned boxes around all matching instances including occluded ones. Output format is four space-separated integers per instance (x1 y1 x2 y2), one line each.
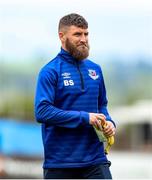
61 72 71 79
88 69 99 80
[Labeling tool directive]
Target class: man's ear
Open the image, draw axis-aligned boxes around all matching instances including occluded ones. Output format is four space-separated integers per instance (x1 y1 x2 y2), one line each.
59 32 66 42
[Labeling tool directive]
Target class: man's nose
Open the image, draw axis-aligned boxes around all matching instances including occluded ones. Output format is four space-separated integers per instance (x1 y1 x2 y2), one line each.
80 35 87 43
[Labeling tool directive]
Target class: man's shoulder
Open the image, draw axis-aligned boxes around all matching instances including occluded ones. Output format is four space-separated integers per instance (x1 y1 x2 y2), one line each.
41 56 61 73
84 58 101 70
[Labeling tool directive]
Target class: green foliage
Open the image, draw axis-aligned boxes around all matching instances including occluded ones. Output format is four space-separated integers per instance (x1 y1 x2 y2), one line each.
0 92 35 121
104 60 152 106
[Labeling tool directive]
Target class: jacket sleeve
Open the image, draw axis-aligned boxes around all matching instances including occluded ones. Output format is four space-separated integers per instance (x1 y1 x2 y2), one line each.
98 67 116 127
34 68 89 128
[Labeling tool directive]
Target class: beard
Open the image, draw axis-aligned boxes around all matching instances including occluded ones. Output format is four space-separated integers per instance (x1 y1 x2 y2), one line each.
65 38 90 61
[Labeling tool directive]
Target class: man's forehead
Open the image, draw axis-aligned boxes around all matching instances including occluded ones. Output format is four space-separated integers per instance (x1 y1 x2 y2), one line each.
68 25 88 32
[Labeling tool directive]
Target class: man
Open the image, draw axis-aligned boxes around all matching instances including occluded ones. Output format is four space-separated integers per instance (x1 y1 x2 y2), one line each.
35 13 116 179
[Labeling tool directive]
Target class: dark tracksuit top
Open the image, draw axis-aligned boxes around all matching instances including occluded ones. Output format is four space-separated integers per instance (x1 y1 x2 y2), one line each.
35 48 115 168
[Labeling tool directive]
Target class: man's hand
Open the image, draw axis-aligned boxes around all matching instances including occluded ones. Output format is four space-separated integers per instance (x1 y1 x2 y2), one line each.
89 113 116 137
102 121 116 137
89 113 106 130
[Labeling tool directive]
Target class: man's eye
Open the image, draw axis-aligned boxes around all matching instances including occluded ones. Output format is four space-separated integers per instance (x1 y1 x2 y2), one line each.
74 33 81 36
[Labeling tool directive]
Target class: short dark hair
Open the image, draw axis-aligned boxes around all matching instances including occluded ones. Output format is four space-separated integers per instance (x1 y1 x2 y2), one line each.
58 13 88 32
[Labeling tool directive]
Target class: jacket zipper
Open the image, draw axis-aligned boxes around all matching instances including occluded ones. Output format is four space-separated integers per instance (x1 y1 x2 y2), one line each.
75 62 84 91
60 53 85 90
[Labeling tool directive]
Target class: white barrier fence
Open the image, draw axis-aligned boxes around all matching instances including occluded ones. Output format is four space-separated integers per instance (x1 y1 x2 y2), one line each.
0 157 42 178
109 151 152 179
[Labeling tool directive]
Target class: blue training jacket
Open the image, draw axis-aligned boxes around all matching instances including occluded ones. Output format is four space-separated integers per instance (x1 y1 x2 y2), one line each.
35 48 115 168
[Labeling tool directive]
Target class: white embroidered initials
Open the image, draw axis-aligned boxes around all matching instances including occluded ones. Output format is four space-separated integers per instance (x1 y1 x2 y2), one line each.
64 80 74 86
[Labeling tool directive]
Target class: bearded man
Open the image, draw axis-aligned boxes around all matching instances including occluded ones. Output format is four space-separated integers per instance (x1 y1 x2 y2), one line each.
35 13 116 179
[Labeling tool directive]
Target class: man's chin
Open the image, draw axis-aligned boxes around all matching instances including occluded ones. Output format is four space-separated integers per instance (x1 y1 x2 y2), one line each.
78 53 89 61
77 48 89 56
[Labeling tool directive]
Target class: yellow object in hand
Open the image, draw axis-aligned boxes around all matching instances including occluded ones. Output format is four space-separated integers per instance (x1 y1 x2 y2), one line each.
102 120 115 154
104 135 114 154
94 119 115 154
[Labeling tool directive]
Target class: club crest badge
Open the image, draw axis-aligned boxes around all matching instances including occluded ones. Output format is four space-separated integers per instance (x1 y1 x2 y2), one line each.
88 69 99 80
